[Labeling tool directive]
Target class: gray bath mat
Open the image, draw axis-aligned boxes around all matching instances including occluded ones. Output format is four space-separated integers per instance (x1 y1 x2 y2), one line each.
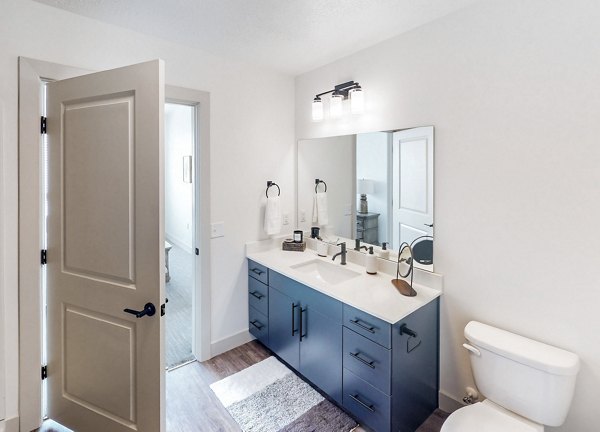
210 356 357 432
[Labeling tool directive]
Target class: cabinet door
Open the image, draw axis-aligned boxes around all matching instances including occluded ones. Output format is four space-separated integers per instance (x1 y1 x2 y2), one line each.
299 307 342 404
268 287 300 370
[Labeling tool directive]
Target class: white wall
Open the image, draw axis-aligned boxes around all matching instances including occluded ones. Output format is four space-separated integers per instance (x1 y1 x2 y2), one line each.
0 0 295 422
297 136 355 239
295 1 600 430
165 103 193 251
356 132 390 244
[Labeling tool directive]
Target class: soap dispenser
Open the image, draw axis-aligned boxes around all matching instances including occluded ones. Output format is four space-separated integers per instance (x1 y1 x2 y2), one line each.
366 246 378 275
377 242 389 260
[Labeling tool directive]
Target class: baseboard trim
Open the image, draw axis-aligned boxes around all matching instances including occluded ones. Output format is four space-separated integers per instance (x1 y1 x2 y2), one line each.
0 416 19 432
210 330 254 358
439 390 466 413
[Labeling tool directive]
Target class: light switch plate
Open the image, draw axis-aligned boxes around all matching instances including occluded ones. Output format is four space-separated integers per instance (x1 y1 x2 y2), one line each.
282 212 289 225
211 222 224 238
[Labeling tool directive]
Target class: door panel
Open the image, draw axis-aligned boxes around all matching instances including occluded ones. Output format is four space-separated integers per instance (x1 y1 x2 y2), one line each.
392 127 434 255
299 307 342 404
268 286 300 370
46 60 165 432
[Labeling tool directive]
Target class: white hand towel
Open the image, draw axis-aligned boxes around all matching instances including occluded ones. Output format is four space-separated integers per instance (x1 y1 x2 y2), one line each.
264 196 282 235
312 192 328 226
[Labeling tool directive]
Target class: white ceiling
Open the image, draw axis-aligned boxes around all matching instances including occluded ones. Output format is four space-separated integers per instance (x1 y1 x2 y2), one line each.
33 0 478 75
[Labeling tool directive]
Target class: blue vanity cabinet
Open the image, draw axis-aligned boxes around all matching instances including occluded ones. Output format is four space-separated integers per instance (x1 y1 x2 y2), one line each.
248 260 269 346
269 270 343 404
267 285 301 370
342 298 440 432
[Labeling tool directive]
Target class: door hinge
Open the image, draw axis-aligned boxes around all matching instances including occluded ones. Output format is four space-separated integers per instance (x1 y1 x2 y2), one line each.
195 247 199 256
40 116 47 134
41 365 48 380
41 249 47 265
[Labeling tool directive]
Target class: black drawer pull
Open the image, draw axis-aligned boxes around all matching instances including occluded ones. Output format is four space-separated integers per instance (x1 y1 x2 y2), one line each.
250 320 264 330
350 318 376 334
349 351 375 369
249 291 265 300
349 394 375 412
291 303 299 336
299 307 307 342
251 268 265 276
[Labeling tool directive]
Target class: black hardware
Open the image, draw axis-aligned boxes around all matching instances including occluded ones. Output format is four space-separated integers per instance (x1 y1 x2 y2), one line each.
400 324 417 338
161 303 166 316
354 238 368 251
291 303 299 336
249 291 265 300
299 307 307 342
251 268 265 276
349 394 375 412
40 116 47 134
315 81 362 100
349 318 375 334
266 181 280 198
195 248 199 256
314 178 327 193
332 242 347 265
250 320 264 330
349 352 375 369
41 249 47 265
123 302 156 318
41 365 47 380
424 223 434 227
400 324 422 353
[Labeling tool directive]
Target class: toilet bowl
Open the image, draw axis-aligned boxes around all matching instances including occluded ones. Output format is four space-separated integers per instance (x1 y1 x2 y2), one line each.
441 400 543 432
441 321 579 432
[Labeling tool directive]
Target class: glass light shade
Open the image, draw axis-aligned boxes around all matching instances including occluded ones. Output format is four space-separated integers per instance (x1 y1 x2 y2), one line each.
357 178 375 194
350 87 364 114
312 97 323 122
330 93 343 118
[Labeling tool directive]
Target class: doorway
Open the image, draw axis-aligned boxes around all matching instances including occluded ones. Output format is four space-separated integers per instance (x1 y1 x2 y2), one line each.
165 102 196 369
18 58 212 432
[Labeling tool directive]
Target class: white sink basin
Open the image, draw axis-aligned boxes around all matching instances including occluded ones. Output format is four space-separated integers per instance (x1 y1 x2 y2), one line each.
290 259 361 285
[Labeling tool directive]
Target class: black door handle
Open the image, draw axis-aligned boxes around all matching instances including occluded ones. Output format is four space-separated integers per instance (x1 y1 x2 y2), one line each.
124 303 156 318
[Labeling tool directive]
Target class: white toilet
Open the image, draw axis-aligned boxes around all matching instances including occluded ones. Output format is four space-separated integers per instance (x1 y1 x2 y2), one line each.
441 321 580 432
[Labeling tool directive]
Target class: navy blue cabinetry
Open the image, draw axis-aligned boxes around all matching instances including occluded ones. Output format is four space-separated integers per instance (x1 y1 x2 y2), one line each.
267 285 300 369
268 270 343 404
247 259 439 432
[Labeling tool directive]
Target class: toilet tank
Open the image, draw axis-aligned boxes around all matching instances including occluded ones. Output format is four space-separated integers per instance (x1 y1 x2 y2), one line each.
464 321 579 427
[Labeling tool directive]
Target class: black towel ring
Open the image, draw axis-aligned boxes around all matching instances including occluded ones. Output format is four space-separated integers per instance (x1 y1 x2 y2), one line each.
266 181 281 198
315 179 327 193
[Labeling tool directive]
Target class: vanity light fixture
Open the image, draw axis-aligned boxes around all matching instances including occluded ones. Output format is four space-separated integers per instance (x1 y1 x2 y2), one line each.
311 80 364 122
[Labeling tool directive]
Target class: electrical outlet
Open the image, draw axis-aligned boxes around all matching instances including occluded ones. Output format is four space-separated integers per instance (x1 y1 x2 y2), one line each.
282 212 289 225
210 222 224 238
300 210 306 222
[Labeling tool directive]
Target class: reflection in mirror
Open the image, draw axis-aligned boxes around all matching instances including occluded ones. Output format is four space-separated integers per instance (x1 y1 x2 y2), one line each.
297 126 434 271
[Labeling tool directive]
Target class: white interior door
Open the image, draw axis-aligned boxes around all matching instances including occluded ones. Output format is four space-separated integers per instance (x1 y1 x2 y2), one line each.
392 127 434 249
45 60 165 432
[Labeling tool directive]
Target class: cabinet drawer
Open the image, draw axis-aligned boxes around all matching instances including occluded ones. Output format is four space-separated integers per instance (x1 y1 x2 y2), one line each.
344 305 391 349
248 277 268 316
248 259 268 285
343 368 391 432
249 306 268 346
343 327 391 395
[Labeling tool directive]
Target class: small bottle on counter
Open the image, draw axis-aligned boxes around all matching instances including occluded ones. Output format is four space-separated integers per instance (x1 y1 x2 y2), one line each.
366 246 378 275
377 242 389 260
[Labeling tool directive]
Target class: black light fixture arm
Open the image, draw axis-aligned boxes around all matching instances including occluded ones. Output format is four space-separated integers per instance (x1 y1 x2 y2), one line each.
314 80 361 100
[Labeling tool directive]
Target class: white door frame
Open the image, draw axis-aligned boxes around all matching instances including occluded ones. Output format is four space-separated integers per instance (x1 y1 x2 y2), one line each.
18 57 212 431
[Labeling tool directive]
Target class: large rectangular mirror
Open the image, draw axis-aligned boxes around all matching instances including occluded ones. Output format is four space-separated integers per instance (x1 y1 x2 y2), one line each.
297 126 434 271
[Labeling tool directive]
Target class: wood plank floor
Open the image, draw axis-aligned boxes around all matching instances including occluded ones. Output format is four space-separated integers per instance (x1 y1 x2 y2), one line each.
39 340 449 431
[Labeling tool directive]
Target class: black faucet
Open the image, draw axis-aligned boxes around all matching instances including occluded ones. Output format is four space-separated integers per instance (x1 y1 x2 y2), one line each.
354 238 368 252
332 242 347 265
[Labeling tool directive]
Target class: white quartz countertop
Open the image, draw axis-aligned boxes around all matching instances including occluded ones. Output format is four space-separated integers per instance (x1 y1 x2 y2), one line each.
246 245 442 324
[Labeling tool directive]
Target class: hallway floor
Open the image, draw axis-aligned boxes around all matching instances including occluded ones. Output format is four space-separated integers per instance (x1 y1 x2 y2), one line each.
166 243 195 368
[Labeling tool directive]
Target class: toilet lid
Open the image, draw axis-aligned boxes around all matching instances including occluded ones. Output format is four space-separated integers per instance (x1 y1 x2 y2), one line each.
441 402 542 432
